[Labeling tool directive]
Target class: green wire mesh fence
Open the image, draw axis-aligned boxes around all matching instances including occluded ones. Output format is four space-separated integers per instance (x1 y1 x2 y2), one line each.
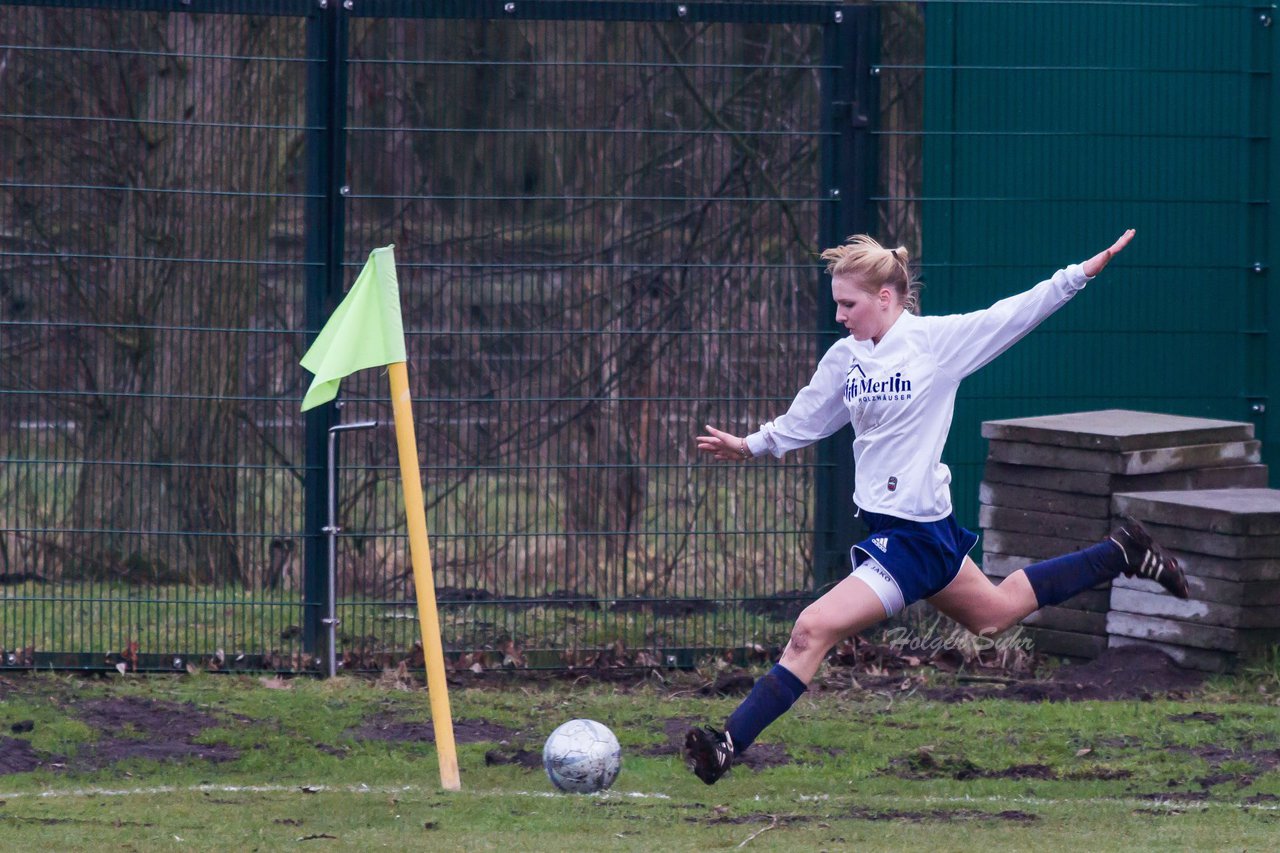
1 1 884 672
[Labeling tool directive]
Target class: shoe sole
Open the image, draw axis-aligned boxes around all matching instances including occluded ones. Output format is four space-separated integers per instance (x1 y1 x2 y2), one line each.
1120 517 1189 600
684 728 727 785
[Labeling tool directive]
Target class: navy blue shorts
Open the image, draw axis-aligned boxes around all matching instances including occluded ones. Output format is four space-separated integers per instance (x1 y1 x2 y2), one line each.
850 509 979 614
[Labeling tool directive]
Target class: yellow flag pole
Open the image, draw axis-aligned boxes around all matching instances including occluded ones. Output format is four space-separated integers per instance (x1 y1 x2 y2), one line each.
386 360 461 791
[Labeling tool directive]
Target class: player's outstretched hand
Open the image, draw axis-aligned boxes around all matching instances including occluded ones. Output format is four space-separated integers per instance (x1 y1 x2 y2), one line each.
1082 229 1135 278
697 424 751 462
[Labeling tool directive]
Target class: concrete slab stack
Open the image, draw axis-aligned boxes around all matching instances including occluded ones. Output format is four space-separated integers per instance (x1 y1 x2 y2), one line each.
1108 489 1280 672
978 409 1266 660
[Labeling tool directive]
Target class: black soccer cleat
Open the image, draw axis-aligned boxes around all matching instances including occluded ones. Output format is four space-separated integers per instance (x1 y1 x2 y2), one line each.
684 725 734 785
1109 517 1190 599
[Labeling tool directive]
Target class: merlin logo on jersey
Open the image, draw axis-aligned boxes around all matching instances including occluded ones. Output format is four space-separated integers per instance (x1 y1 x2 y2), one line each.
844 362 913 404
843 364 866 401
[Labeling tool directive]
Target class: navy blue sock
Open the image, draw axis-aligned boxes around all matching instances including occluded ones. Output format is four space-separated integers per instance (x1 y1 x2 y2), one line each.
724 663 807 754
1022 540 1125 607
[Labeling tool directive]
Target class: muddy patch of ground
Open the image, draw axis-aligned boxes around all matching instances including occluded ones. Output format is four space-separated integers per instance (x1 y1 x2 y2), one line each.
1065 766 1133 781
484 747 544 769
0 736 56 774
884 747 1058 782
1195 772 1251 790
71 696 240 770
76 696 220 742
1137 790 1213 803
1175 741 1280 791
1168 711 1223 724
77 738 240 770
882 747 1132 783
0 696 242 775
845 806 1038 823
733 742 791 772
342 713 520 745
632 716 699 758
694 812 809 827
922 646 1204 703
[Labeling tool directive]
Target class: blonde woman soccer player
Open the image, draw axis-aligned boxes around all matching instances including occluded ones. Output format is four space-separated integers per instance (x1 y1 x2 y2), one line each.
685 230 1188 785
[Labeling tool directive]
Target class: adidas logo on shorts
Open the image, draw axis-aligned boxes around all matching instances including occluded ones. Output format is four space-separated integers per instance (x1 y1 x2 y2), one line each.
872 536 889 553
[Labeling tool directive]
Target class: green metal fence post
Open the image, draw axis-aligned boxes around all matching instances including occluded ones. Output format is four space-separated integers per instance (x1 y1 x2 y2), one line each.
1250 3 1275 476
1269 4 1280 482
814 4 878 588
303 1 349 664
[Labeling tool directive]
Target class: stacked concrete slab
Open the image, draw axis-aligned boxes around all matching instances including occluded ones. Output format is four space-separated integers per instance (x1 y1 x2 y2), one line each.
1108 489 1280 672
979 409 1266 660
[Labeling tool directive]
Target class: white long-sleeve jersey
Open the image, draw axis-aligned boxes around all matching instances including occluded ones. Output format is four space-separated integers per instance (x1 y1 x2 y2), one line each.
744 264 1092 521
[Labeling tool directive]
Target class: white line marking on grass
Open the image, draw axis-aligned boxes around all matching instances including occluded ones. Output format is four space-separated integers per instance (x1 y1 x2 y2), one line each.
0 783 669 801
0 784 411 800
2 784 1272 812
855 793 1280 812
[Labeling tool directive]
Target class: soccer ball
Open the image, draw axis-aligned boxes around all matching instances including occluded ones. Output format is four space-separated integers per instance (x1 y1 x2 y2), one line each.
542 718 622 794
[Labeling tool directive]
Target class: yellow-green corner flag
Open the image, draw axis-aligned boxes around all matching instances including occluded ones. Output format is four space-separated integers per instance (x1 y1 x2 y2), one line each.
300 245 405 412
299 245 462 791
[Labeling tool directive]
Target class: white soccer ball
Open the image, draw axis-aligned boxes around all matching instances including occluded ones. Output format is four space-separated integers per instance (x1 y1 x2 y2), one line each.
542 718 622 794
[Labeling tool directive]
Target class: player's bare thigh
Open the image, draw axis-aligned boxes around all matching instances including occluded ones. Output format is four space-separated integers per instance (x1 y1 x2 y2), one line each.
927 556 1037 637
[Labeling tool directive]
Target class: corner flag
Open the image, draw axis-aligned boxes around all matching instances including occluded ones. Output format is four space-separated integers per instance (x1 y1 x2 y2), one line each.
300 245 406 412
299 245 462 791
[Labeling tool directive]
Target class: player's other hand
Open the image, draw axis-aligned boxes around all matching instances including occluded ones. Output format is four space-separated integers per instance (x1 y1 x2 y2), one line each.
1082 229 1135 278
697 424 751 462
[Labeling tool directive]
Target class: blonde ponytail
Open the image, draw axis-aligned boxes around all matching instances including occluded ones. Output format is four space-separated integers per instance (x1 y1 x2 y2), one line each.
820 235 921 314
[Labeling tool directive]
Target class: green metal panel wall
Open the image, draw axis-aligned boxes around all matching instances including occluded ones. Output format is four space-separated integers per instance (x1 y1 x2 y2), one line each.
923 1 1275 532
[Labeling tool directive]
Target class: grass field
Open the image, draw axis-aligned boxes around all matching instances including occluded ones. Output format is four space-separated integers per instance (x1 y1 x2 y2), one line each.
2 653 1280 851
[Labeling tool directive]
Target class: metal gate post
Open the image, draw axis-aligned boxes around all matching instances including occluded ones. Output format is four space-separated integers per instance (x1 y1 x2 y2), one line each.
303 2 350 664
324 420 377 677
814 4 879 588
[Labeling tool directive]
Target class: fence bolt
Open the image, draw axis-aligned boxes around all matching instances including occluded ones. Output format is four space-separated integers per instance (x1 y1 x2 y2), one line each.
677 5 688 17
1261 12 1272 28
833 10 843 23
339 185 350 196
504 2 516 13
1253 262 1266 273
828 188 840 198
172 656 184 670
343 0 353 8
4 653 14 666
870 66 882 77
1251 402 1267 414
318 0 328 7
